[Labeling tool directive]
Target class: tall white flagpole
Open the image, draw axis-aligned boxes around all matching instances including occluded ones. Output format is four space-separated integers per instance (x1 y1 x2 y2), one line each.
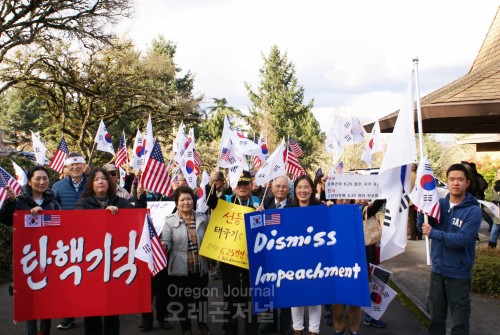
413 57 431 266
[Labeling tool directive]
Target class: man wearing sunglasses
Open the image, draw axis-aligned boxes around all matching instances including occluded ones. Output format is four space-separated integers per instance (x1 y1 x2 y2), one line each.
103 163 131 199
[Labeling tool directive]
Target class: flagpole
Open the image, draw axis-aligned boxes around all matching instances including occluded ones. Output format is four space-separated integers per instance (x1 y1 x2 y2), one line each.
88 142 97 171
413 57 431 266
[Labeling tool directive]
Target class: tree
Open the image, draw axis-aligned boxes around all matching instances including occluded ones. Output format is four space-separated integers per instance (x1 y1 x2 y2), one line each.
0 0 132 67
245 45 324 168
197 98 245 143
0 37 203 164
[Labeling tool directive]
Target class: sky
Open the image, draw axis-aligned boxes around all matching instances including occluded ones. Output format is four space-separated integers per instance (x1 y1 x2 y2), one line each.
116 1 499 133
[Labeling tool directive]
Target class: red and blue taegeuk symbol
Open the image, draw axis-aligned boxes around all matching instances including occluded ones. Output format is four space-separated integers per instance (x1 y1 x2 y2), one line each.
261 144 268 154
420 174 436 191
135 145 145 157
105 133 112 143
185 160 195 174
198 187 204 198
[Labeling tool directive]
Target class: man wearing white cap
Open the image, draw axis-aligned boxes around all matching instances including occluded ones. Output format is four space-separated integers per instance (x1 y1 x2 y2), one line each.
51 152 88 330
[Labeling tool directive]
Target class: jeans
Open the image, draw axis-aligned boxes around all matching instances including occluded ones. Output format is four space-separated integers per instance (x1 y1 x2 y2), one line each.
489 223 500 243
427 272 471 335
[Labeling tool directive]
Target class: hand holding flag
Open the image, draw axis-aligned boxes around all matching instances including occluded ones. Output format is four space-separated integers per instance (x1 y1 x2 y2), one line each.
409 157 441 222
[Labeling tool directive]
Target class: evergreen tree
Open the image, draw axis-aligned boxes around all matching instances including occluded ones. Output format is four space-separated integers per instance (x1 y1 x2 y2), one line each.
245 45 323 168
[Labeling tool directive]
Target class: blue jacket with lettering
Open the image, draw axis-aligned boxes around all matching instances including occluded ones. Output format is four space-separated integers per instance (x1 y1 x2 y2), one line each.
418 193 481 279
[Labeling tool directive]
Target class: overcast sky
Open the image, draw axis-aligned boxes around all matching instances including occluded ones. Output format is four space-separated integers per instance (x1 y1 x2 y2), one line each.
116 1 499 132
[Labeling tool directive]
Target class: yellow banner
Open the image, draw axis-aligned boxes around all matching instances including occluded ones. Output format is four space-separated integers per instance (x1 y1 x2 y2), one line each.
199 199 255 269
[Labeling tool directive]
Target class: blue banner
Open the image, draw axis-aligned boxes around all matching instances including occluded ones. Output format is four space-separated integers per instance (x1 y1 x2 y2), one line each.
244 204 370 312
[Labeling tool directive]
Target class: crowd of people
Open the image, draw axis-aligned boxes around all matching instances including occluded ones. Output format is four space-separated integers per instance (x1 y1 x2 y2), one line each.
1 153 498 335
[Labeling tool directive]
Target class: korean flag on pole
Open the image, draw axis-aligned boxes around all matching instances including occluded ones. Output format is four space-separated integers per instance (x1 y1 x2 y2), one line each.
409 156 441 222
95 119 115 155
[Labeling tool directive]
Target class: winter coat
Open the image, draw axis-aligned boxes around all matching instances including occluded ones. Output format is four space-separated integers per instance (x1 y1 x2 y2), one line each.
0 185 61 226
74 194 146 210
52 175 88 209
161 211 210 276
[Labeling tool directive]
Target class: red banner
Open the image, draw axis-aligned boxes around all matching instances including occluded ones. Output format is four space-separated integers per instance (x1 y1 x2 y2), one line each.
13 209 152 322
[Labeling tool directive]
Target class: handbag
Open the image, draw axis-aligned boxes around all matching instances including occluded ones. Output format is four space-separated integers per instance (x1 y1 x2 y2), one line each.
363 206 382 246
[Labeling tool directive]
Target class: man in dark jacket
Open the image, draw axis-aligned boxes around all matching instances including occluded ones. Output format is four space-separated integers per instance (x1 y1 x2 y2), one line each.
51 152 87 330
261 175 292 210
206 170 261 335
419 163 481 335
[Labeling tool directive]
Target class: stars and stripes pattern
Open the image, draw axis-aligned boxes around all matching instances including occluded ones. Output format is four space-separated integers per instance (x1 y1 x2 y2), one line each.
284 149 306 180
220 147 232 161
264 213 281 225
115 131 128 168
147 215 167 275
141 139 171 195
0 167 22 208
335 161 344 174
49 136 69 173
372 264 391 284
288 138 303 157
193 149 203 167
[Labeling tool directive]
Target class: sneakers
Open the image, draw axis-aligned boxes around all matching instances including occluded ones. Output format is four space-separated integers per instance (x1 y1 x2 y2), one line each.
57 320 76 329
363 314 387 328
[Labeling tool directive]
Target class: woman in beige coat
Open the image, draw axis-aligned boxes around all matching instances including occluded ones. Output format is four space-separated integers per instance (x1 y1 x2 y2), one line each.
161 186 210 335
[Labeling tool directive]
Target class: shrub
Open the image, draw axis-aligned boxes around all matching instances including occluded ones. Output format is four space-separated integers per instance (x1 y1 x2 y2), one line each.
0 224 13 284
471 246 500 297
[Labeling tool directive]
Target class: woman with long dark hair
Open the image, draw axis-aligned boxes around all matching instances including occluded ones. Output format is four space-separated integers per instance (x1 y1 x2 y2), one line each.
290 175 322 335
75 167 146 335
0 165 60 335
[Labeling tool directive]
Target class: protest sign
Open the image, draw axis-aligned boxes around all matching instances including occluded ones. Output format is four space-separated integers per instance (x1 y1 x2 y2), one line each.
244 205 370 312
325 174 381 200
147 201 176 234
13 209 151 322
199 199 255 269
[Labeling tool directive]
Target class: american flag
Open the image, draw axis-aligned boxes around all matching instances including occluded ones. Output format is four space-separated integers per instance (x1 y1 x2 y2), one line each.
0 166 22 208
335 161 344 174
43 214 61 226
141 139 171 195
371 264 391 284
265 213 281 225
288 138 303 157
284 149 306 180
220 147 232 161
193 148 203 167
49 136 69 173
136 214 168 276
253 133 262 169
115 131 128 168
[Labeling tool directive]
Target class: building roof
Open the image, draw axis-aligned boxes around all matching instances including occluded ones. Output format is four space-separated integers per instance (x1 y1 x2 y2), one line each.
367 6 500 135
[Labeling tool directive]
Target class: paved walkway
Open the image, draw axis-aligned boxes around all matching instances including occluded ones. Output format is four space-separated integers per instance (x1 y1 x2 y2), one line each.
382 221 500 335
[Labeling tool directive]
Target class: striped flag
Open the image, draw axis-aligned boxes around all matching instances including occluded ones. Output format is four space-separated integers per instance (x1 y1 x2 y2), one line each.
409 157 441 222
220 146 232 161
284 149 306 180
0 166 22 208
288 138 303 157
115 131 128 168
334 161 344 174
49 136 69 173
141 139 170 195
135 214 168 276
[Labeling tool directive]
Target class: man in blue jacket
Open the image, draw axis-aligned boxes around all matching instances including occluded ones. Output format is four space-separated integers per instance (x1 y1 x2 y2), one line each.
419 163 481 335
51 152 88 330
